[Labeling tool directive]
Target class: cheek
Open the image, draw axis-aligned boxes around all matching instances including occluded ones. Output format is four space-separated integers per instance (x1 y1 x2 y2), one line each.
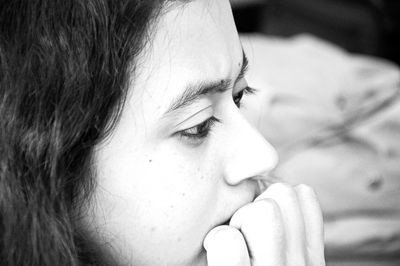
86 143 221 265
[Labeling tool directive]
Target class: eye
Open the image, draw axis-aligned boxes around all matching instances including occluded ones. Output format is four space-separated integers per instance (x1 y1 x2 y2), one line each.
177 116 221 144
233 86 257 108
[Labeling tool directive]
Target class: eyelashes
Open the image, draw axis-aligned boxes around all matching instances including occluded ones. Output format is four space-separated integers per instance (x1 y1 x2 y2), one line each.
177 86 257 145
233 86 257 108
178 116 221 144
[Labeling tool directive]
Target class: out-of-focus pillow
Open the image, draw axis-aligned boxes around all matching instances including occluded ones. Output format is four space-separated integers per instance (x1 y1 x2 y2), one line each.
241 34 400 259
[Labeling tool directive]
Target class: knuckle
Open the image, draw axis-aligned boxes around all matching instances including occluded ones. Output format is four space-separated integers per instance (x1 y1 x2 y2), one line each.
236 201 285 241
254 198 280 215
204 226 247 253
244 199 283 229
296 184 318 200
213 226 244 243
296 184 316 194
268 182 297 199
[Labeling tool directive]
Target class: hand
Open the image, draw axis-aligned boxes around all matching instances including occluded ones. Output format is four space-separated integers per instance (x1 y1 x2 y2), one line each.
203 183 325 266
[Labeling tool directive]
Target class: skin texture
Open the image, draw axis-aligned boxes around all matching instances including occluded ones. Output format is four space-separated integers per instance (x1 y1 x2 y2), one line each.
83 1 325 265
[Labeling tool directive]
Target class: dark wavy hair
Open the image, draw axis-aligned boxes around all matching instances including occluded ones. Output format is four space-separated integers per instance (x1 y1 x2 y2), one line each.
0 0 173 265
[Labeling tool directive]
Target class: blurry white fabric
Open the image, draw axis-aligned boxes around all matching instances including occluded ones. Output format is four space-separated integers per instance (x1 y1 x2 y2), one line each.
241 34 400 260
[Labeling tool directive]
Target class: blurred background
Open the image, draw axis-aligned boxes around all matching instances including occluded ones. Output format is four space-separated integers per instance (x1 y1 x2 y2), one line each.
231 0 400 65
230 0 400 265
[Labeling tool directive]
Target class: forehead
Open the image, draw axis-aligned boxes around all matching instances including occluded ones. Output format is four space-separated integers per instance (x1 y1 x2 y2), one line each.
129 0 242 114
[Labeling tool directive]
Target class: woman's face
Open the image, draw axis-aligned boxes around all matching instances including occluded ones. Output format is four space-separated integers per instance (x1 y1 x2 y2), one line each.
86 0 278 265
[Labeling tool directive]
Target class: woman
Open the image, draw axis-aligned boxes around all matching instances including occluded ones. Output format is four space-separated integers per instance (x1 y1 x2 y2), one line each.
0 0 325 265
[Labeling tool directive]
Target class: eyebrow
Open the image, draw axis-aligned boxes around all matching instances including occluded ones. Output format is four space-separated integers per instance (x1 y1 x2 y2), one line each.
164 50 249 115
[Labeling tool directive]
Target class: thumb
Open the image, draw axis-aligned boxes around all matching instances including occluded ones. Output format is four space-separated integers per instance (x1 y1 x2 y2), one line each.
203 225 251 266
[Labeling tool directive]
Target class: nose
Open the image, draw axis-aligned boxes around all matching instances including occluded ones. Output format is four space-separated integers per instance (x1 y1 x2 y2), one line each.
221 108 279 186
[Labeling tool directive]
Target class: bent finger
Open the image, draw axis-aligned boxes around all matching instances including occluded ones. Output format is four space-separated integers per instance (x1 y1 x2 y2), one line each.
230 199 286 266
295 184 326 266
203 225 251 266
256 183 307 265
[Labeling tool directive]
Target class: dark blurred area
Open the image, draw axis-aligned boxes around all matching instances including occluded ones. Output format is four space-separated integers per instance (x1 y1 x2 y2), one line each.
232 0 400 66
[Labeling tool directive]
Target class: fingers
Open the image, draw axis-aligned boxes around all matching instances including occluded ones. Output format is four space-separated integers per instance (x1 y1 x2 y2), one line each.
229 199 285 266
295 184 326 266
257 183 307 266
203 225 251 266
203 183 326 266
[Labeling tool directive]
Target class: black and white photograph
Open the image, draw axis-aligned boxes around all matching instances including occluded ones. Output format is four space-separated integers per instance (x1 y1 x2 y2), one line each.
0 0 399 265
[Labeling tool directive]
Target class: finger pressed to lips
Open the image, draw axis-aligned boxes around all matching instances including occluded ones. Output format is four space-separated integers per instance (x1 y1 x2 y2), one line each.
203 183 325 266
229 198 285 266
